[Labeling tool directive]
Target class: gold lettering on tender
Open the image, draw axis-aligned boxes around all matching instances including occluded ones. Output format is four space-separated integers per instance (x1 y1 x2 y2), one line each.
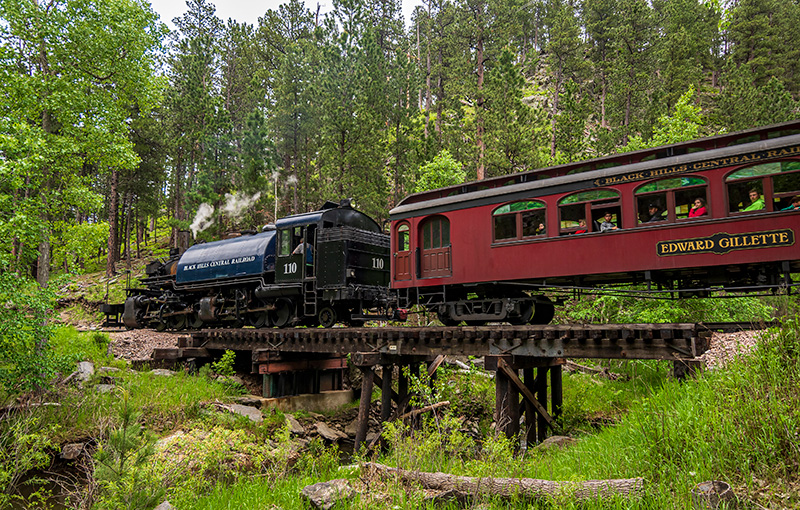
779 232 789 243
719 238 730 249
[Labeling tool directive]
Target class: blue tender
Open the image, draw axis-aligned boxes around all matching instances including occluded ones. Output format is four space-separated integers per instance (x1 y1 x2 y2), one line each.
176 231 276 284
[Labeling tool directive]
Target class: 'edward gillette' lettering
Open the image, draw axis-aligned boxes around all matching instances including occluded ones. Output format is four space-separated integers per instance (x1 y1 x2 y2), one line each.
657 229 795 256
594 145 800 187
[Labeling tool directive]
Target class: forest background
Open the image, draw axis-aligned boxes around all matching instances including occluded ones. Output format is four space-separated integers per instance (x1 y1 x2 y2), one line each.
2 0 800 289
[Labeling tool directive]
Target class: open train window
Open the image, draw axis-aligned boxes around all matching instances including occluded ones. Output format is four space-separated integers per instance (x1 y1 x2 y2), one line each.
635 176 708 224
492 201 546 242
278 229 293 256
726 161 800 213
396 223 410 252
558 189 619 235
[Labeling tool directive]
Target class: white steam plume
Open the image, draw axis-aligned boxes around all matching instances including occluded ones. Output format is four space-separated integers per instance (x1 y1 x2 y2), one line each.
222 191 261 219
190 203 215 238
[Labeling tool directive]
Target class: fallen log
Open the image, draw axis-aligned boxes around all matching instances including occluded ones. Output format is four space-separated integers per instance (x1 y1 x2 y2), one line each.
363 463 645 502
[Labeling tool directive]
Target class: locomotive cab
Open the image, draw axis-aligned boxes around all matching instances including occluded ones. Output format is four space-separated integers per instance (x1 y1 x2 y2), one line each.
273 199 392 326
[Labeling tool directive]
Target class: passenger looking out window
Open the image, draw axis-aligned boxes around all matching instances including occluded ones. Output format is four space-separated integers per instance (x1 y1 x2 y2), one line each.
740 189 765 212
492 201 546 242
635 176 707 223
646 203 666 222
600 212 619 232
558 189 619 235
688 198 707 217
726 161 800 213
782 195 800 211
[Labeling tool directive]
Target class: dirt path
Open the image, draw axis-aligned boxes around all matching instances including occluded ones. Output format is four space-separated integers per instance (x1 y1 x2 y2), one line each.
106 328 183 362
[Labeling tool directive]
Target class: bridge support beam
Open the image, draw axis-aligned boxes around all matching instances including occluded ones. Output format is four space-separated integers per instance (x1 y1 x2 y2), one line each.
486 356 564 447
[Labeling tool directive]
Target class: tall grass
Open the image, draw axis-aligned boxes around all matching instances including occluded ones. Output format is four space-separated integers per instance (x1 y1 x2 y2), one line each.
371 319 800 508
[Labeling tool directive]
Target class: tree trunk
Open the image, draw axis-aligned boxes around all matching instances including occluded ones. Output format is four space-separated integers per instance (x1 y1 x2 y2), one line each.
364 463 645 502
550 65 562 159
36 235 50 289
476 23 485 180
136 217 143 259
106 168 119 277
424 5 432 139
124 194 133 271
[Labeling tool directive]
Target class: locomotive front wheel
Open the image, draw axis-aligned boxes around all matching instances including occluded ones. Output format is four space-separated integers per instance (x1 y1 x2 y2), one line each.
154 320 167 332
318 306 337 328
270 298 293 328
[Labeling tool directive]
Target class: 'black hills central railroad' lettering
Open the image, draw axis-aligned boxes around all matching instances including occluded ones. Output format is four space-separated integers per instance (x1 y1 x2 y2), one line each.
593 145 800 187
657 229 795 256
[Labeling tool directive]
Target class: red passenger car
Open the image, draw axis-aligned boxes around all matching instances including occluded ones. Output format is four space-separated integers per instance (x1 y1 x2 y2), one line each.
390 121 800 325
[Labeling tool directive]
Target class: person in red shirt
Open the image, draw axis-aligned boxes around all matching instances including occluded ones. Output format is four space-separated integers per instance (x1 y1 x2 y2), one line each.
689 197 707 218
574 218 588 234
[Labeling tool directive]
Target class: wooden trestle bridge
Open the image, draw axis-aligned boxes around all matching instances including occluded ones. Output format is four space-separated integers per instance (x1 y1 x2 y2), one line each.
154 323 728 449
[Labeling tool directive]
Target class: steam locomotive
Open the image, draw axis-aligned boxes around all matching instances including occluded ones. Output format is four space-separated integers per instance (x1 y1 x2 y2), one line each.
121 199 400 330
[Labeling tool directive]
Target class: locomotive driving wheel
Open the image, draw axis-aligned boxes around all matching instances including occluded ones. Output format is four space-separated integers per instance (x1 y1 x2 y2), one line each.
270 298 294 328
318 306 337 328
247 311 269 328
168 314 188 331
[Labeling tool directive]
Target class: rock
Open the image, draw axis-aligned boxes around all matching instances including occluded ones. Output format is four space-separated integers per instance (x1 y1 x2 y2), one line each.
308 411 324 420
150 369 175 377
217 375 246 386
96 384 115 394
286 415 305 436
153 501 176 510
61 443 84 460
535 435 576 451
344 419 358 437
224 404 263 423
98 366 121 373
301 479 354 509
691 480 736 509
366 432 380 444
155 431 186 451
76 361 94 382
234 395 264 407
314 422 347 442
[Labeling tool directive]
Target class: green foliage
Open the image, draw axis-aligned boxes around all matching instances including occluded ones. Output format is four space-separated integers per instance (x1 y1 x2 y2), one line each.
0 273 72 397
52 222 110 273
716 65 798 132
0 410 57 507
211 349 237 377
414 150 466 193
623 86 704 151
561 292 774 324
94 390 165 510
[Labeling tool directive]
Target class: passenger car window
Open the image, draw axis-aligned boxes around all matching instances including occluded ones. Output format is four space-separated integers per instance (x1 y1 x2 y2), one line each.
635 176 707 224
492 201 546 242
396 224 410 251
726 161 800 213
420 216 450 249
558 189 620 234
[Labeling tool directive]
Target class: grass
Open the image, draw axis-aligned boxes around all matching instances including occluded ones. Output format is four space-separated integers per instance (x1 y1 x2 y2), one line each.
14 301 800 508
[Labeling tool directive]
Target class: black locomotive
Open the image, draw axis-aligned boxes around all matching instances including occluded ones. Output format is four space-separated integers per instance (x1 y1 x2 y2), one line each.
121 199 399 330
